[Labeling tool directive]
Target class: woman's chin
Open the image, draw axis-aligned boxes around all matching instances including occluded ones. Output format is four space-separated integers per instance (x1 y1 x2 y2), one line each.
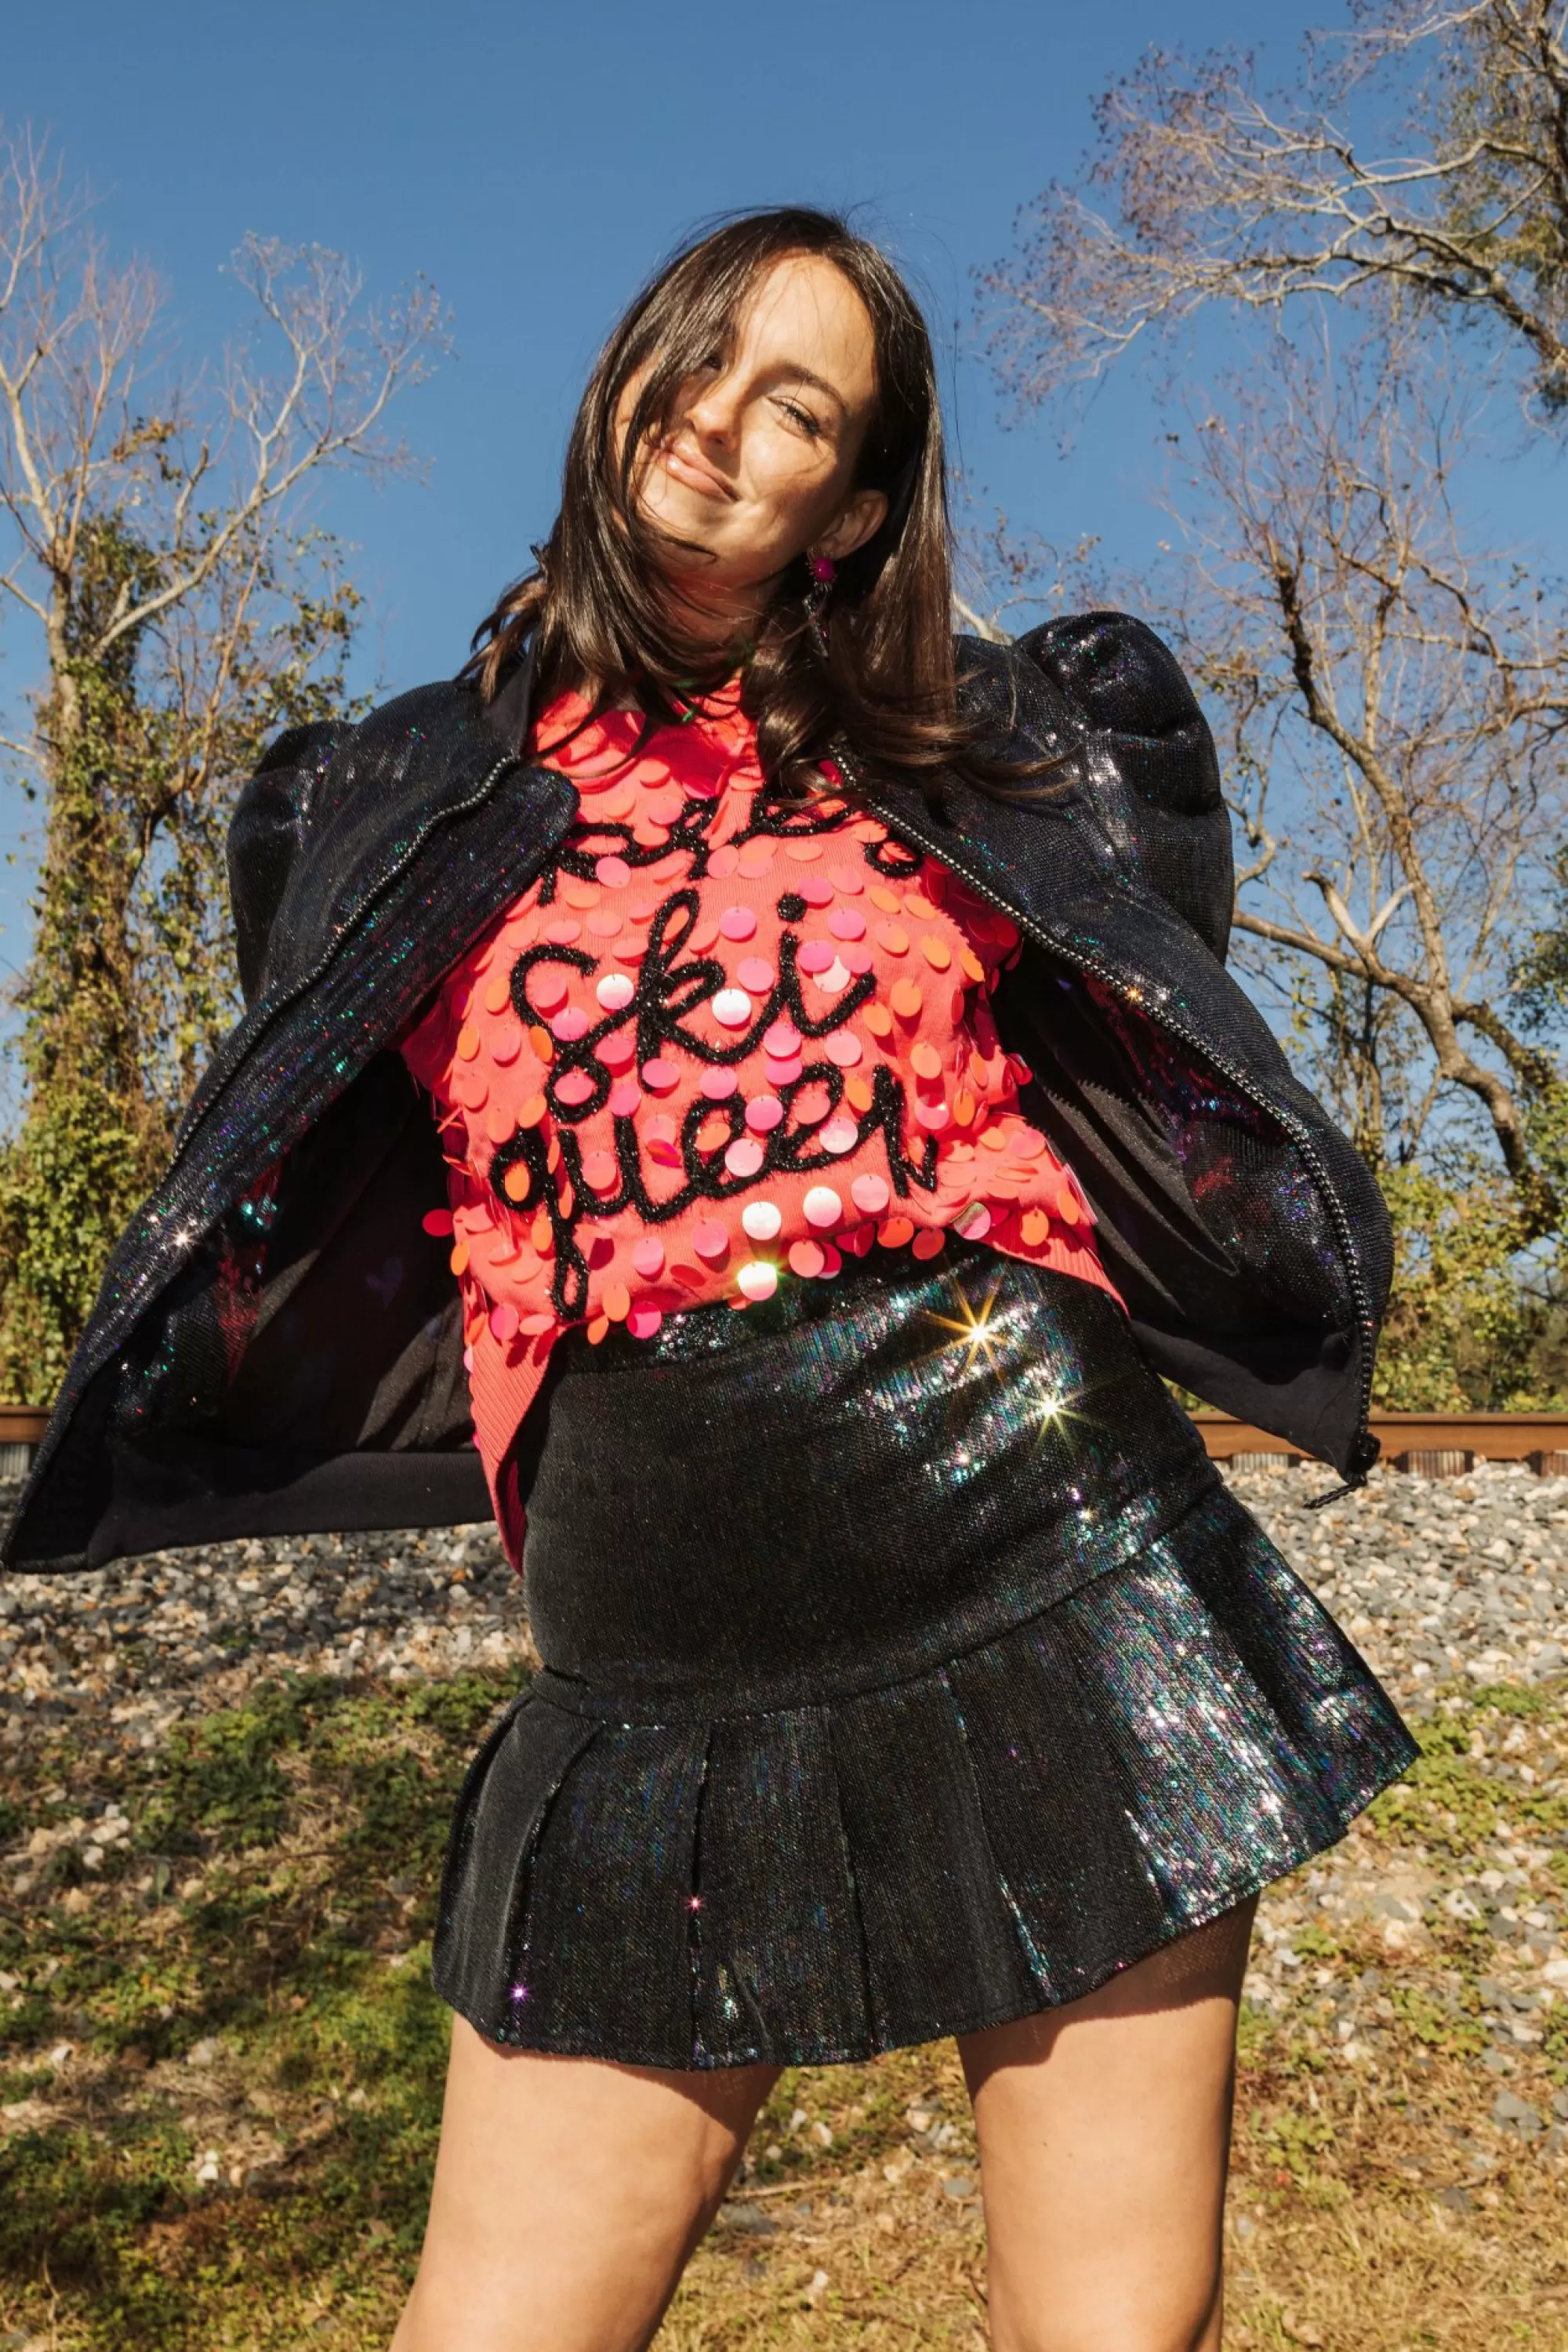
641 477 731 544
648 553 778 637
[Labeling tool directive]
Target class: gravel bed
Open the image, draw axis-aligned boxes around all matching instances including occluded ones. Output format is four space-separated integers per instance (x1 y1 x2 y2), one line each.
0 1459 1563 1751
1225 1457 1568 1704
0 1501 525 1760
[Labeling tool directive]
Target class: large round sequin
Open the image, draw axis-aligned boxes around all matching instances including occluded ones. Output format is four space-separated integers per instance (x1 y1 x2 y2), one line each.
802 1185 843 1229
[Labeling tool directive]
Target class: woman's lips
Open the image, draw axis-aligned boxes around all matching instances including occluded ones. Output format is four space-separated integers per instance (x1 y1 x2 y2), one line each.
658 441 735 501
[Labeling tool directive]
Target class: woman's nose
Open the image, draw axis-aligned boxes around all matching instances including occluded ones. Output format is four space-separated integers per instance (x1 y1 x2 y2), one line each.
684 372 742 444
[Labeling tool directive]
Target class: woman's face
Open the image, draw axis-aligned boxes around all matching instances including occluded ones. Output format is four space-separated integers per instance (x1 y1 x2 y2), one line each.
620 252 891 633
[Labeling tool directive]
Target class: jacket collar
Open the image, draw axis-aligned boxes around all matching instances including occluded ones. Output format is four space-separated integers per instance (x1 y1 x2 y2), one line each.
482 630 543 757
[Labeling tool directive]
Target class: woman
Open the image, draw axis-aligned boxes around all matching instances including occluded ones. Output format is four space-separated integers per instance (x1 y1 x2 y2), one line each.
8 210 1415 2351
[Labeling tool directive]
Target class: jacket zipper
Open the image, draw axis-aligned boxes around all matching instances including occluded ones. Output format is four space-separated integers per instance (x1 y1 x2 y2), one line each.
170 750 564 1174
850 768 1379 1500
187 630 555 1165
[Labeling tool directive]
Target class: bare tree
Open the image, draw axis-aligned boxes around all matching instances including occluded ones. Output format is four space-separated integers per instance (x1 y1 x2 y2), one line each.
1163 330 1567 1221
950 497 1105 644
975 5 1568 1402
981 2 1568 419
0 129 447 1397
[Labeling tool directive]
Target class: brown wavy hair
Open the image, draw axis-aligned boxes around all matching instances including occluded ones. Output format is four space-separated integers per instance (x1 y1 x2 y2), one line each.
467 207 1047 805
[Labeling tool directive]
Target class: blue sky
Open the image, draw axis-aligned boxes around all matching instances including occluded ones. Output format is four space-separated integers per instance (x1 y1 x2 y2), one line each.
5 0 1272 695
2 0 1559 1004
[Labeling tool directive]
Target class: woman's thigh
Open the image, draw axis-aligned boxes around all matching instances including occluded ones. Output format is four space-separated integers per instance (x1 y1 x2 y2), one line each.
390 2017 780 2352
957 1899 1258 2352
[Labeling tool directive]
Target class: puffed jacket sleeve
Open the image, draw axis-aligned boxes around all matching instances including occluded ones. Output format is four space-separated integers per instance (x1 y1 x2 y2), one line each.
225 720 346 1006
1017 612 1234 964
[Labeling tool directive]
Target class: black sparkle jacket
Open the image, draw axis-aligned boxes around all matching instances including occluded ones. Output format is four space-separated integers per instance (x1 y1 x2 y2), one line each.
5 614 1390 1573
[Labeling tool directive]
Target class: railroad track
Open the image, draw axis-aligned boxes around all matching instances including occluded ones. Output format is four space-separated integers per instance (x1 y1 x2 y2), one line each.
1192 1410 1568 1478
2 1406 1565 1485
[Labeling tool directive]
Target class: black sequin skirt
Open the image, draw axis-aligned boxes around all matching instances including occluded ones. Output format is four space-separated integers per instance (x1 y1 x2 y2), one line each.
434 1242 1417 2067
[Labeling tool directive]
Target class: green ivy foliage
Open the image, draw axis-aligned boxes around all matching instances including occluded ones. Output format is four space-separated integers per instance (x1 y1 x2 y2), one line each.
0 1084 147 1407
1374 1163 1568 1411
0 516 363 1403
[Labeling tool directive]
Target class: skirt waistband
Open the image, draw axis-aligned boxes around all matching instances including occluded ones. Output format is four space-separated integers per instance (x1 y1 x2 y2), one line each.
517 1247 1220 1715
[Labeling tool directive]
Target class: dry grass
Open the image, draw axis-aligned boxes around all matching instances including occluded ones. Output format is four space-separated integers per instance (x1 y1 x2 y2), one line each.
0 1668 1563 2348
652 2032 1567 2350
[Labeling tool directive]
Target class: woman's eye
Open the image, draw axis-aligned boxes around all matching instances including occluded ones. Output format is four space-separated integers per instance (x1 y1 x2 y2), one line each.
778 399 822 437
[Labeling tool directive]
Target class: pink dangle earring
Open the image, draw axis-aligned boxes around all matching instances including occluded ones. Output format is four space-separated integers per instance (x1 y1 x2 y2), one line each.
804 550 836 643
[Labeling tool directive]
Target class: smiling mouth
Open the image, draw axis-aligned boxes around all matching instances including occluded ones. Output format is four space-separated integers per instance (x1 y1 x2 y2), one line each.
657 440 736 502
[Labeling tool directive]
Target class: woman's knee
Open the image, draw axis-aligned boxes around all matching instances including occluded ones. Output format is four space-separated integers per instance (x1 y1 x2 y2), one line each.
987 2276 1223 2352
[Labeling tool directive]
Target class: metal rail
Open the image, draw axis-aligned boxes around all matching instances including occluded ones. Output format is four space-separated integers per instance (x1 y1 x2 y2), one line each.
0 1406 45 1483
0 1407 1563 1485
1193 1411 1568 1477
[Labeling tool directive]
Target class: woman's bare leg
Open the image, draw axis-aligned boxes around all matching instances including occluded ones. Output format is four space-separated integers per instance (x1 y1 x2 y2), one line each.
390 2017 780 2352
957 1898 1257 2352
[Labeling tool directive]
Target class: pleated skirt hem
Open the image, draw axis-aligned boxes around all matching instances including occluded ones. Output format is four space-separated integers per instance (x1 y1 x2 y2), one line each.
437 1856 1327 2070
431 1483 1417 2071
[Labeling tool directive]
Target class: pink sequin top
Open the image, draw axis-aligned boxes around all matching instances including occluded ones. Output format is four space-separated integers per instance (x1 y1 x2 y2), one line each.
401 684 1120 1562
